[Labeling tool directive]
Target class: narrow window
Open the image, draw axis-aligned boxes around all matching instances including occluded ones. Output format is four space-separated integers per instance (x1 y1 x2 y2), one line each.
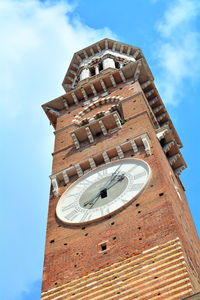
99 62 103 71
160 138 166 147
115 61 120 69
89 67 95 76
101 242 107 251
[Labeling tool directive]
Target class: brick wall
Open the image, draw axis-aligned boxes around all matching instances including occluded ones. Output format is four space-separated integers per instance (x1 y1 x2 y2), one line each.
41 81 200 298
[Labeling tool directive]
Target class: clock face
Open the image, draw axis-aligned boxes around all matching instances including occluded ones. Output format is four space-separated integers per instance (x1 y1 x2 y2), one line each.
56 158 151 225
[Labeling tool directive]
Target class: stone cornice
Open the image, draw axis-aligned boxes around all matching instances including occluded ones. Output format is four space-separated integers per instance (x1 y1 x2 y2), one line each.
49 132 151 196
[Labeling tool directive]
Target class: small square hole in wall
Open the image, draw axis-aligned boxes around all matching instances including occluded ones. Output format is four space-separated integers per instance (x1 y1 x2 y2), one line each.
99 241 108 253
101 243 107 251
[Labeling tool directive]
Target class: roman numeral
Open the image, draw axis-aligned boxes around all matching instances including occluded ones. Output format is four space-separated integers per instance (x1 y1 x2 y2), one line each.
79 179 93 186
100 207 110 217
128 182 144 191
80 211 92 222
61 202 75 212
65 210 78 221
120 198 128 204
98 169 108 179
102 168 108 176
67 192 81 198
128 165 138 173
134 171 146 180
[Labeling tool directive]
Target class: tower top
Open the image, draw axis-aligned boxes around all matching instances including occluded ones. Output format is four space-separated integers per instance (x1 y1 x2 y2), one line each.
42 38 182 151
62 38 153 92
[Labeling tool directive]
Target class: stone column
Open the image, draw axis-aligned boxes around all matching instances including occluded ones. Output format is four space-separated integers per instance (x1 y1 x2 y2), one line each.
95 65 99 75
102 57 115 69
74 163 83 177
71 133 80 149
102 151 110 163
80 68 90 80
99 120 108 135
89 158 96 169
51 176 58 197
113 113 122 128
141 135 151 156
116 145 124 159
130 139 138 154
86 127 94 143
62 171 69 184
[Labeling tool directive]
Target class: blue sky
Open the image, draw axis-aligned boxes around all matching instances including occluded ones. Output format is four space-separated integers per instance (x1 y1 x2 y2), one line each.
1 0 200 299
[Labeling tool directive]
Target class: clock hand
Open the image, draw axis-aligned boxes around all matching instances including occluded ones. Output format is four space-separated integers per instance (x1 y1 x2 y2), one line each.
88 196 100 209
83 192 101 207
89 174 125 209
106 173 125 190
83 170 125 208
84 166 122 207
104 165 122 188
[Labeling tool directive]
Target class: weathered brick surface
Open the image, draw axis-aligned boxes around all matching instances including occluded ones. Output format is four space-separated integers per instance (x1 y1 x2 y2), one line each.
41 238 193 299
42 81 200 298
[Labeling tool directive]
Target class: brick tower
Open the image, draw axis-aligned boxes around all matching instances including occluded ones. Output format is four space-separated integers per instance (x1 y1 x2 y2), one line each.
41 39 200 299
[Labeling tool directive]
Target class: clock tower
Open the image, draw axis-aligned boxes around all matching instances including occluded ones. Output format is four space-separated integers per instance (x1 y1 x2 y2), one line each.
41 39 200 299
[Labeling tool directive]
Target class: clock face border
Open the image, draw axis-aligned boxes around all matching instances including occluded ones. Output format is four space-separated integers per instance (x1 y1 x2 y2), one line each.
56 158 151 226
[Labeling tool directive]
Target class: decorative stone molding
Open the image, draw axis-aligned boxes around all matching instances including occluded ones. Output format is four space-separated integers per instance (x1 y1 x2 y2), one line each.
156 126 186 176
88 158 96 169
62 39 145 93
100 78 107 91
116 145 124 159
109 74 117 87
130 139 138 153
71 92 79 104
44 59 155 128
174 165 186 176
102 151 110 163
99 120 108 135
113 113 122 128
90 84 97 96
71 111 123 148
148 96 159 106
141 80 151 89
119 70 126 82
157 112 167 122
81 88 88 100
133 49 140 59
74 163 83 177
153 105 163 114
134 61 142 81
62 170 69 184
71 133 80 149
83 50 88 59
96 43 101 52
50 176 59 196
50 133 151 193
156 126 169 141
62 98 69 109
44 106 60 117
85 127 94 143
73 95 123 124
75 54 82 63
145 89 155 98
168 153 181 166
141 134 151 156
163 141 175 153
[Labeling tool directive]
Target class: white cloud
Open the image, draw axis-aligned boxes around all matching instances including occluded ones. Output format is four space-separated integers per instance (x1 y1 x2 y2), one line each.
154 0 200 105
0 1 116 299
0 0 116 118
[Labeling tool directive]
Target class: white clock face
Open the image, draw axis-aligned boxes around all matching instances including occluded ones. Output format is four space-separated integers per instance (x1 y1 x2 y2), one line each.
56 158 151 225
